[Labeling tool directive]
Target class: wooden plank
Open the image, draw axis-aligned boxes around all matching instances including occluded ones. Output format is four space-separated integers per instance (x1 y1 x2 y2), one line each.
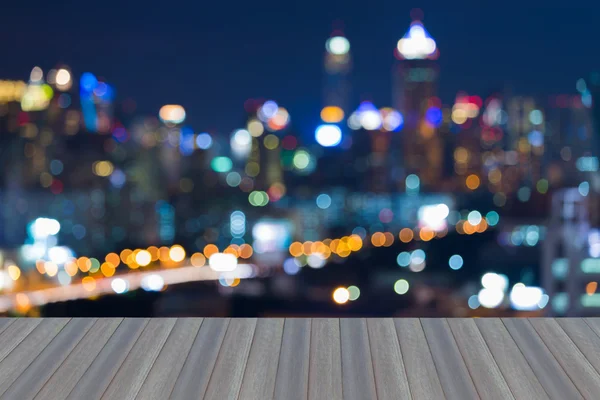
308 318 342 400
135 318 203 400
1 318 96 399
529 318 600 399
421 318 479 400
34 319 123 400
502 318 583 400
273 318 311 400
475 318 548 400
0 319 15 336
169 318 230 399
6 317 600 400
203 318 257 400
558 318 600 375
584 317 600 337
394 318 445 399
0 318 69 393
447 319 514 399
340 318 377 400
238 318 285 400
66 318 149 400
366 318 412 400
0 318 43 363
100 318 176 400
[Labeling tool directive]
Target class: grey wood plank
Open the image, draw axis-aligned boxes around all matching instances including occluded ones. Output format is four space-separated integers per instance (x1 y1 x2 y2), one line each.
100 318 176 400
340 318 377 400
0 319 15 336
238 318 285 400
135 318 203 400
529 318 600 399
394 318 445 400
502 318 583 400
273 318 311 400
0 318 69 393
1 318 96 399
421 318 479 400
308 318 342 400
584 318 600 337
366 318 412 400
558 319 600 376
66 318 149 400
169 318 230 399
0 318 43 363
203 318 257 400
34 318 123 400
475 318 548 400
447 319 514 399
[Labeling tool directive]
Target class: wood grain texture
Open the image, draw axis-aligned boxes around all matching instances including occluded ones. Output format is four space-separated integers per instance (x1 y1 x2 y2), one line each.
34 318 123 400
529 318 600 399
475 318 548 400
0 318 69 394
1 317 599 400
66 318 149 400
100 318 176 400
366 318 412 400
238 318 285 400
203 318 257 400
394 318 445 400
0 318 43 363
135 318 203 400
0 319 15 336
308 318 342 400
558 318 600 376
272 318 311 400
421 318 479 400
1 318 96 400
340 318 378 400
583 318 600 337
169 318 229 399
447 319 514 400
503 318 583 400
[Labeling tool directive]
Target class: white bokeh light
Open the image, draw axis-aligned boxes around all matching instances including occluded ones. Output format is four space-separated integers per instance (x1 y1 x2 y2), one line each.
315 124 342 147
397 23 437 59
326 36 350 55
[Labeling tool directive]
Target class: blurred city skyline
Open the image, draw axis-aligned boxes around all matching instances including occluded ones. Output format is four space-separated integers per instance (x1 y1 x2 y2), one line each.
2 3 600 132
1 4 599 318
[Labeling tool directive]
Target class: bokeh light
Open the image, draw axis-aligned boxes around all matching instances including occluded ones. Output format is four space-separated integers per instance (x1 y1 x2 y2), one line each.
333 287 350 304
449 254 463 270
326 36 350 55
394 279 410 295
315 124 342 147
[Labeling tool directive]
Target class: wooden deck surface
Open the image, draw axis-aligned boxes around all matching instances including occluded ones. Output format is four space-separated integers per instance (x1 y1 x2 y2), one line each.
1 318 600 399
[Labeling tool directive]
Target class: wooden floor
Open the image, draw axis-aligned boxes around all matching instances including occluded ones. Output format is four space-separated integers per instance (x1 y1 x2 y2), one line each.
1 319 600 399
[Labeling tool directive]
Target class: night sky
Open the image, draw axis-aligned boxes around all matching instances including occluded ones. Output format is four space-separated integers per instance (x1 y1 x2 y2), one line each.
2 1 599 134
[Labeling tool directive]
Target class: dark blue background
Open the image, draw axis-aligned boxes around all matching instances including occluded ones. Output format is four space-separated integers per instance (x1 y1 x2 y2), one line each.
2 1 599 134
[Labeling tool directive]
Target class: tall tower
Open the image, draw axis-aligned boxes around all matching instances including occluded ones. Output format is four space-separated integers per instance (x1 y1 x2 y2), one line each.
589 72 600 157
394 13 442 189
322 29 351 129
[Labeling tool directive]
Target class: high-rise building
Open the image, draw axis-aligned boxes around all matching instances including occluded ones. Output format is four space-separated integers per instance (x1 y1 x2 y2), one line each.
588 72 600 157
314 30 354 190
393 16 443 189
322 30 351 127
545 93 594 187
504 96 546 186
241 100 289 199
542 188 600 316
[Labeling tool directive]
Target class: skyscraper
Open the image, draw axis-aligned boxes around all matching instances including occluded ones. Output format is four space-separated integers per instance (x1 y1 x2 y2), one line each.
393 16 442 190
322 29 351 127
589 72 600 157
